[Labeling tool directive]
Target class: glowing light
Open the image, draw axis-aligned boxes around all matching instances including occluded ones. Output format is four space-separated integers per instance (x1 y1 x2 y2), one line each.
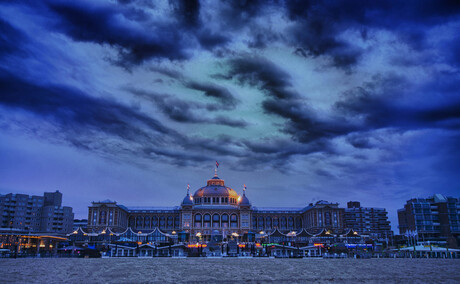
314 243 324 247
231 232 239 237
196 232 202 237
255 243 261 247
189 244 207 248
237 196 241 202
137 242 142 245
259 231 265 235
138 231 142 234
172 231 176 235
353 231 358 235
238 244 245 248
72 230 78 234
101 230 106 234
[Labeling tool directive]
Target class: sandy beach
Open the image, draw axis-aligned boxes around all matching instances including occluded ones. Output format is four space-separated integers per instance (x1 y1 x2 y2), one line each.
0 258 459 283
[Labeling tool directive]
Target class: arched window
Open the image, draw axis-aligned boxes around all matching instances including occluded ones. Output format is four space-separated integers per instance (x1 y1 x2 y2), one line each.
136 216 143 228
194 214 202 228
295 217 302 229
159 216 166 229
212 214 220 228
174 216 180 228
266 217 272 229
167 216 173 229
144 216 150 228
273 217 279 228
280 217 287 230
221 214 229 228
129 216 135 228
252 216 257 230
152 216 158 228
230 214 238 228
203 214 211 228
258 216 264 229
288 216 294 229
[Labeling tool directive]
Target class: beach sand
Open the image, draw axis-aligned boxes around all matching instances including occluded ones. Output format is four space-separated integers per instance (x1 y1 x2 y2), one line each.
1 258 459 283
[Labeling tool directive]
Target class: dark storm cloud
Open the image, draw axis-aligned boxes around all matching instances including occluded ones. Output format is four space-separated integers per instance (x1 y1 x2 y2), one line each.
0 69 251 167
334 74 460 131
1 0 459 176
223 57 356 143
196 29 231 50
46 1 190 65
346 134 373 149
169 0 201 28
129 88 247 128
225 56 460 154
282 0 460 68
42 0 232 66
0 70 174 139
185 81 239 108
0 18 27 57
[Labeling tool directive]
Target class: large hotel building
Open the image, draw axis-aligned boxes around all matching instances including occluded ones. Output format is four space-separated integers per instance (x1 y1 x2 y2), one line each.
87 172 391 241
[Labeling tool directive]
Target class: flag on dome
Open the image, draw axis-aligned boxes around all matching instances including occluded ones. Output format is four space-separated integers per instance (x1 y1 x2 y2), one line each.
216 161 219 168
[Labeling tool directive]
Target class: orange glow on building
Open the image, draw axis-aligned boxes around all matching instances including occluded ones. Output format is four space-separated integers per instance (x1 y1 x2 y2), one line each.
187 244 207 248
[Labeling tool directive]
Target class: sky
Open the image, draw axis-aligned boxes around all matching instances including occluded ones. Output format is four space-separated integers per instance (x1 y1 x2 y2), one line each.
1 0 459 231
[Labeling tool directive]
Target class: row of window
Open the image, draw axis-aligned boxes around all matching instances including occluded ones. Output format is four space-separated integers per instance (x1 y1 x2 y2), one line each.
129 215 181 229
193 197 236 205
252 216 303 230
194 213 238 222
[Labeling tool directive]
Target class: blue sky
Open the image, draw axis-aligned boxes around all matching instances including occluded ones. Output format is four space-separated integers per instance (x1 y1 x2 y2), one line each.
1 0 459 230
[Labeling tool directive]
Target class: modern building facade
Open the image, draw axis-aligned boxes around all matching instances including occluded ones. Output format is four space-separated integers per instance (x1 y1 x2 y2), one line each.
345 201 392 240
87 173 349 241
398 194 460 248
0 190 74 233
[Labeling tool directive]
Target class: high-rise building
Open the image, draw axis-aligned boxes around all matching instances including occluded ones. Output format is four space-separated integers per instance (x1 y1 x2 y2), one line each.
0 190 74 233
398 194 460 248
344 201 392 240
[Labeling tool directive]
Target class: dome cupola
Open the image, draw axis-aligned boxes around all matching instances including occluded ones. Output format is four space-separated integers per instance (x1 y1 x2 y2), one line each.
239 184 251 206
192 170 240 205
181 184 193 206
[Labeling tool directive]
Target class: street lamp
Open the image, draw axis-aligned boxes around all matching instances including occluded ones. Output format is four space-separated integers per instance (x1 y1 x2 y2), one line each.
232 232 239 242
196 232 202 256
